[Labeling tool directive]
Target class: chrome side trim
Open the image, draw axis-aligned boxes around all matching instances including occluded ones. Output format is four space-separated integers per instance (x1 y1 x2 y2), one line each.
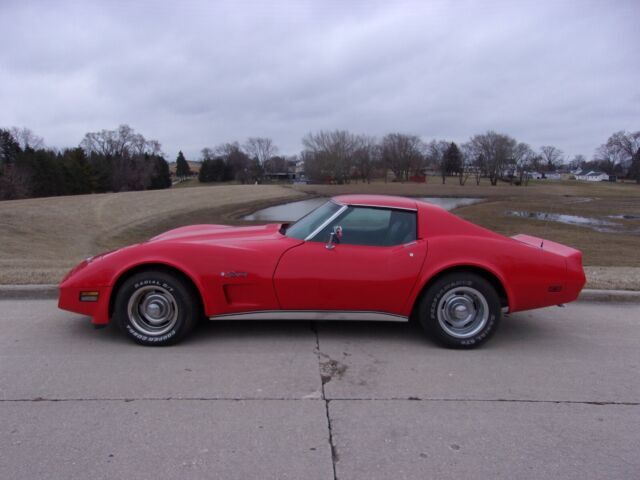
305 204 348 241
209 310 409 322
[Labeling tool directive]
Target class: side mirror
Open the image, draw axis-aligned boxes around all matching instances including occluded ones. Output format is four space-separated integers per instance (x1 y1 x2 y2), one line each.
326 226 342 250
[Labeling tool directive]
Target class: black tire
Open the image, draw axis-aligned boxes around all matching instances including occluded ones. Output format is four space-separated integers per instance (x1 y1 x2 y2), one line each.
113 270 198 346
418 272 501 348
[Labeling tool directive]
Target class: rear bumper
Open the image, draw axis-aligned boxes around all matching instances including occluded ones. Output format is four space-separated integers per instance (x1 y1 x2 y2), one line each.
510 234 586 311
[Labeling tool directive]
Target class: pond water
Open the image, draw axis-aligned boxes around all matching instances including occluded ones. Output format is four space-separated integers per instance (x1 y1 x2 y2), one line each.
243 197 481 222
609 214 640 220
507 211 639 234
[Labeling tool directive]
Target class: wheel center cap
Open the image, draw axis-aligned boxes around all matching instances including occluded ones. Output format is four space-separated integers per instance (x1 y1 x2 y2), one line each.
453 304 469 320
146 302 163 319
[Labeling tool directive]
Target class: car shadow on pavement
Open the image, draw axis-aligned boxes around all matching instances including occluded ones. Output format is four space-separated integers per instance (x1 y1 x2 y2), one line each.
64 309 558 349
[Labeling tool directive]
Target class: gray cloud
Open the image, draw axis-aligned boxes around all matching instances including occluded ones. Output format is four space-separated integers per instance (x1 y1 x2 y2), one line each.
0 0 638 159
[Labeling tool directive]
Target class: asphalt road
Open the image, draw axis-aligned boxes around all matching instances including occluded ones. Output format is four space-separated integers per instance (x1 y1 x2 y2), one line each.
1 300 639 480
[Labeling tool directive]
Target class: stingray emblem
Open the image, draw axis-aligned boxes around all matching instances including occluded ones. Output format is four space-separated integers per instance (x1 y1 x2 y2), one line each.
220 271 248 278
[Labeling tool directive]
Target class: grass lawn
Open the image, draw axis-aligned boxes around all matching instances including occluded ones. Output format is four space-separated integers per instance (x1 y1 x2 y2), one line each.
0 185 304 284
295 179 640 267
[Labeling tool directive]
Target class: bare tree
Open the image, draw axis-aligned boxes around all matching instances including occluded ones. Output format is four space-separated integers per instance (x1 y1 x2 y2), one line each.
513 143 536 185
569 154 586 170
79 125 164 192
302 130 361 183
464 131 516 185
9 127 44 150
80 124 161 157
597 131 640 180
539 145 564 172
244 137 278 172
200 147 215 161
594 143 626 175
605 130 640 160
353 136 379 183
460 143 479 185
424 140 449 182
215 142 252 183
458 153 471 185
381 133 424 182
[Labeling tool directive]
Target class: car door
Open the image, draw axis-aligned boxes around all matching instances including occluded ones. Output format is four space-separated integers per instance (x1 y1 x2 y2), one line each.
273 206 427 314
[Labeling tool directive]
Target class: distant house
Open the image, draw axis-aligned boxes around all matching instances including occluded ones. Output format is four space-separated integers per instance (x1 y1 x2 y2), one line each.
527 171 561 180
573 169 608 182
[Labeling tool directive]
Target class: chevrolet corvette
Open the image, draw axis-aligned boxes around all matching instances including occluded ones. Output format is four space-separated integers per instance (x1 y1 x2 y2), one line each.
58 194 586 347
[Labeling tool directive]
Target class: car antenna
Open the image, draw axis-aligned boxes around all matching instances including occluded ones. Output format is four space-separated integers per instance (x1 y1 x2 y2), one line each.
540 209 552 249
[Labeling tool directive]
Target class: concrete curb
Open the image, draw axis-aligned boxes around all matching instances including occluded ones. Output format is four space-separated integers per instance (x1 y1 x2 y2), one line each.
0 285 638 303
577 289 640 304
0 284 58 300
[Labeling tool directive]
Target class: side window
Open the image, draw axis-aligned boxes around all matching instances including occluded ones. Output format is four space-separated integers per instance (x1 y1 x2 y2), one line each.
310 207 416 246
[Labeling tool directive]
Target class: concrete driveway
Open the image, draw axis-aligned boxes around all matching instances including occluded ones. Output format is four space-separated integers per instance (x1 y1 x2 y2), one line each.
0 300 638 479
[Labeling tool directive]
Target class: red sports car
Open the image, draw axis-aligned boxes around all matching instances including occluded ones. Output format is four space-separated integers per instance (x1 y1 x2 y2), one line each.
59 194 586 348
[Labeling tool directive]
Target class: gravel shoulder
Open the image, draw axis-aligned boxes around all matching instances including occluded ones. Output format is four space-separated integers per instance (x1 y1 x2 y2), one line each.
584 266 640 290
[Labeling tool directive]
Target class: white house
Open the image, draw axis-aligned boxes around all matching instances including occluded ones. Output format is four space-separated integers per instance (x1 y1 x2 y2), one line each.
527 171 561 180
574 169 609 181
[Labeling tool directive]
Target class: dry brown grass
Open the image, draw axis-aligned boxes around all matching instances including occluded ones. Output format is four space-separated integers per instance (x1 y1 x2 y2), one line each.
1 179 639 289
0 185 303 284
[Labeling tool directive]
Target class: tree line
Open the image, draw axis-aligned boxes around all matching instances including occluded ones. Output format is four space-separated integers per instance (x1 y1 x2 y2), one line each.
300 129 639 185
0 125 172 200
1 125 638 200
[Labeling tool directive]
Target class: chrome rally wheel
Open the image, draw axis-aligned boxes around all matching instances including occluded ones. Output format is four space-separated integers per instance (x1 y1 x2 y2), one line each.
114 270 198 346
436 286 489 339
419 272 502 348
127 285 179 337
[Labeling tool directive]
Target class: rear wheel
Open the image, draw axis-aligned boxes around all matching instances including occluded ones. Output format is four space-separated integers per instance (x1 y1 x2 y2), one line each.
113 270 198 346
418 272 501 348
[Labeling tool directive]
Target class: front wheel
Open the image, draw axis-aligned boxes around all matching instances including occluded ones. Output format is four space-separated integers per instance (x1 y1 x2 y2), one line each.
113 270 198 346
418 273 501 348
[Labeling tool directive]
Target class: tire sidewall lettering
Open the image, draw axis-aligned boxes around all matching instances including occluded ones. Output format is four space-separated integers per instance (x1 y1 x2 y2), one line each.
125 324 177 343
133 279 174 293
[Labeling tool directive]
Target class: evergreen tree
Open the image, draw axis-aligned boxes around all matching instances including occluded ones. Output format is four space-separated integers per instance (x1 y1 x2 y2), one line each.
0 129 20 166
149 155 172 189
88 153 114 192
441 142 462 183
62 148 94 194
175 151 191 179
198 159 214 182
21 147 66 197
0 129 28 199
629 148 640 184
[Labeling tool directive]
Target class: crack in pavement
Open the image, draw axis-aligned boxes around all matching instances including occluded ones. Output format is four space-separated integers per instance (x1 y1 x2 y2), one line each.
311 321 339 480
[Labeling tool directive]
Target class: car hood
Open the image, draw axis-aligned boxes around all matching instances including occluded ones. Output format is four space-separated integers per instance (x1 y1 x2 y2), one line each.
148 223 285 245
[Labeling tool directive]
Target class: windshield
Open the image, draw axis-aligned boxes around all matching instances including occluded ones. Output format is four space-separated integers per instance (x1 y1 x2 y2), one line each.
285 201 342 240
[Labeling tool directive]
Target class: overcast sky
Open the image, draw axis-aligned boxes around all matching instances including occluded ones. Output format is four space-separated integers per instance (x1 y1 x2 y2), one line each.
1 0 638 160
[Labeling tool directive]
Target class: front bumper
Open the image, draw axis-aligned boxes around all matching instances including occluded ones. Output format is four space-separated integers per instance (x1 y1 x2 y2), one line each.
58 281 113 326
